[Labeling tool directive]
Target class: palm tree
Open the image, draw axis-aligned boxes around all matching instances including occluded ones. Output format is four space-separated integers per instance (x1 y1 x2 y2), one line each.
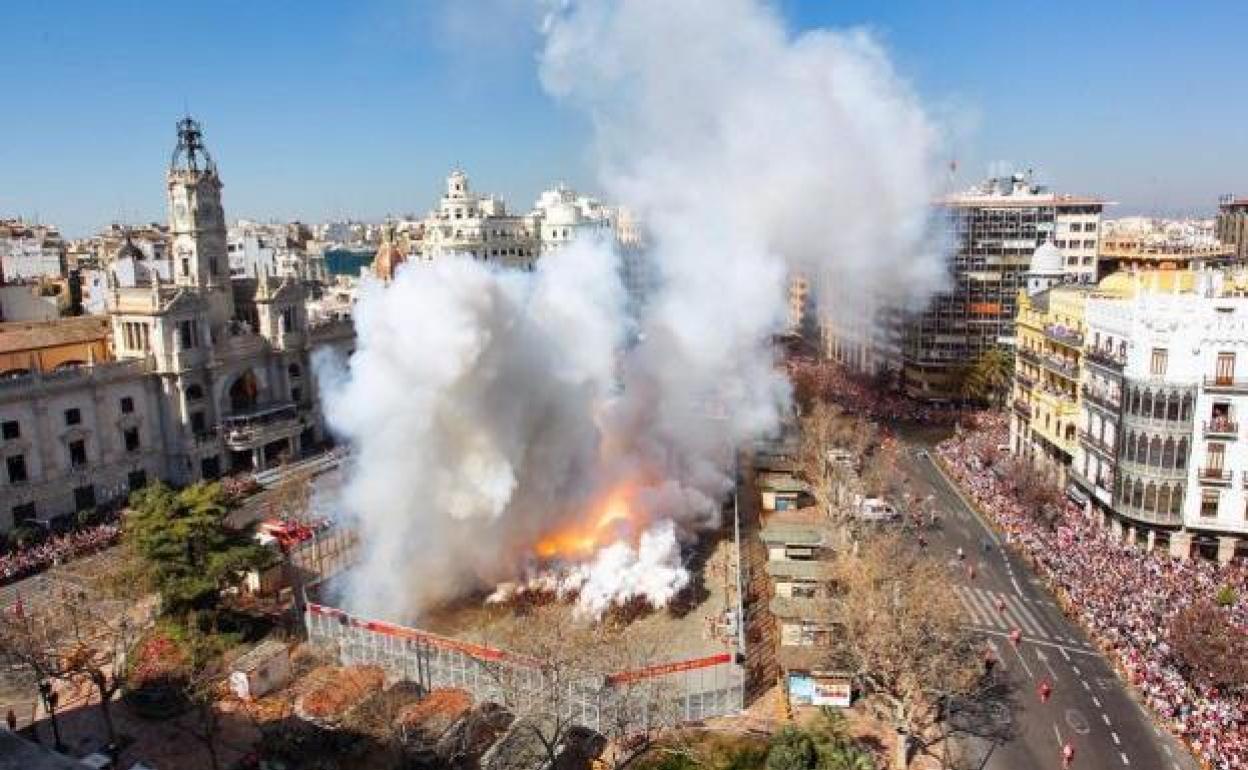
961 348 1013 407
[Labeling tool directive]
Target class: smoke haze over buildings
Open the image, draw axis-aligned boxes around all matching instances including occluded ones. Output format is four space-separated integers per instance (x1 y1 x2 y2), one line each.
317 0 947 621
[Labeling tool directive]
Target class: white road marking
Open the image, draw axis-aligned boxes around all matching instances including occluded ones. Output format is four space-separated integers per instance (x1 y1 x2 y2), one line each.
1060 646 1071 662
1036 648 1059 679
1009 592 1051 637
1081 679 1091 691
1102 713 1112 726
1163 745 1173 757
953 585 988 626
1120 751 1130 765
967 627 1100 657
1010 575 1024 596
1112 732 1121 745
1071 665 1081 676
1053 723 1063 746
1012 640 1036 680
1092 696 1102 708
1002 593 1043 636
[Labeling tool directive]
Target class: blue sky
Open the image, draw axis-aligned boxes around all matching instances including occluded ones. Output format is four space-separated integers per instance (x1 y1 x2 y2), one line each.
2 1 1244 236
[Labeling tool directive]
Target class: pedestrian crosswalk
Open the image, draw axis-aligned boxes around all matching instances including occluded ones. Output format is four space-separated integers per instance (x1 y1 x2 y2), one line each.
953 585 1089 647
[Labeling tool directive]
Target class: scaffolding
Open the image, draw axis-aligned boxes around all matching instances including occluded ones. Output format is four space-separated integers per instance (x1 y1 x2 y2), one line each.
304 602 745 732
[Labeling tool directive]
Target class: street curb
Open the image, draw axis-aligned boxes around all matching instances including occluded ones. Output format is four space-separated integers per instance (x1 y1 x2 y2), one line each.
928 448 1201 770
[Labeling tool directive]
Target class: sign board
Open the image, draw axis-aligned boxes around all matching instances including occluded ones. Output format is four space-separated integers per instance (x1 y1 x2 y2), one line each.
812 678 852 707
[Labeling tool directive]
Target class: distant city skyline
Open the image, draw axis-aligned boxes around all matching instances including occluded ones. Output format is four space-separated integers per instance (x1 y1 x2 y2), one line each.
2 0 1244 237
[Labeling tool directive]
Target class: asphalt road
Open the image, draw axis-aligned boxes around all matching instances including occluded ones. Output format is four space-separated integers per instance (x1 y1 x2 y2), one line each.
895 438 1195 770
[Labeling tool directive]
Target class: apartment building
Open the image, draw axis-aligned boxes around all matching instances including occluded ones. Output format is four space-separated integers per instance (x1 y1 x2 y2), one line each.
1217 196 1248 262
1009 247 1094 481
1071 269 1248 563
901 172 1104 400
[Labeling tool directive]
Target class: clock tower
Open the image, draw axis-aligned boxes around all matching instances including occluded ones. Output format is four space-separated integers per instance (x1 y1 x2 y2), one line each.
167 116 233 325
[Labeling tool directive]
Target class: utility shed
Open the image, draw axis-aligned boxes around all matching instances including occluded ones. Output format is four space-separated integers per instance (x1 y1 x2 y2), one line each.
0 731 90 770
229 639 291 700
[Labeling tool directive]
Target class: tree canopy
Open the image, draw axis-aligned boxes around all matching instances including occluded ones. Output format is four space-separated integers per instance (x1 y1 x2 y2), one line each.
126 482 274 616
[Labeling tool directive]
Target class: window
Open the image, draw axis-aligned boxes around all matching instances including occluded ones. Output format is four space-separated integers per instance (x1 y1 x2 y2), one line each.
281 307 296 334
68 439 87 468
178 320 197 349
73 485 96 512
201 455 221 480
1069 223 1083 233
790 583 818 599
186 384 204 401
288 363 302 379
1207 442 1226 472
11 502 35 525
127 470 147 491
123 427 140 452
64 407 81 426
190 411 206 434
1216 352 1236 384
291 387 302 403
6 454 27 484
1201 491 1220 519
181 257 190 276
1083 240 1096 249
1150 348 1168 376
120 396 134 414
1 420 18 440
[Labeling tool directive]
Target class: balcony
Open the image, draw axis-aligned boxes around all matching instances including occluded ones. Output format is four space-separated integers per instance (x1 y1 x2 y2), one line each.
1203 376 1248 393
1087 347 1126 371
1016 372 1035 390
1079 429 1115 457
1043 325 1084 348
1198 467 1232 486
1039 354 1079 380
1080 385 1121 412
1012 399 1032 419
1202 419 1238 438
1017 348 1043 368
221 402 303 451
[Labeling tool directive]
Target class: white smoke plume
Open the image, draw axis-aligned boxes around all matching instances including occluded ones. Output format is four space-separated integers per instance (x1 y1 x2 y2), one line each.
318 0 946 621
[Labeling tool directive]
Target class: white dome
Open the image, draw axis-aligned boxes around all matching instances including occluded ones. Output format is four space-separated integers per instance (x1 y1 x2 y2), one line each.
1030 241 1063 274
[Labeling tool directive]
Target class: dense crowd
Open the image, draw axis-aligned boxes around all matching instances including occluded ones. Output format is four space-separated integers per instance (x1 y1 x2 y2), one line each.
787 357 966 425
939 413 1247 769
0 520 120 584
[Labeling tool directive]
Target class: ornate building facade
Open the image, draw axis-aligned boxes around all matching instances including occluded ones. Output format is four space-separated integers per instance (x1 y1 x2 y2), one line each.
0 118 324 533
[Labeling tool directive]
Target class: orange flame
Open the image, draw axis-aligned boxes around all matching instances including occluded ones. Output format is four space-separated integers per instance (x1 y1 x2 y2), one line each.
534 485 639 560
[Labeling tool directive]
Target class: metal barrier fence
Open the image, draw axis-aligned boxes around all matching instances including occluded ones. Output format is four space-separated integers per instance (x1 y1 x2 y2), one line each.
305 602 745 732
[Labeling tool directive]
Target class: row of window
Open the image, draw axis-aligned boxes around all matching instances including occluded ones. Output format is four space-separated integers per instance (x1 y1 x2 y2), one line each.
10 472 147 524
5 428 143 484
1122 385 1193 422
1066 222 1099 233
1117 476 1184 517
1121 433 1190 470
2 397 137 442
1054 240 1098 249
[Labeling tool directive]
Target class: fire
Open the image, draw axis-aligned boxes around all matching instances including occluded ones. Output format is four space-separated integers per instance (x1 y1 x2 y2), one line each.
534 486 640 560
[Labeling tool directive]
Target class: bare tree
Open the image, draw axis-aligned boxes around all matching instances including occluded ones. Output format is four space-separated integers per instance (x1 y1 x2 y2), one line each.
0 584 148 747
268 469 314 522
176 633 236 770
474 608 675 769
829 534 989 767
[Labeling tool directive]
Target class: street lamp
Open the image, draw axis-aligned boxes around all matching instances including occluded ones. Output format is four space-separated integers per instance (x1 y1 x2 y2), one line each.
37 680 64 751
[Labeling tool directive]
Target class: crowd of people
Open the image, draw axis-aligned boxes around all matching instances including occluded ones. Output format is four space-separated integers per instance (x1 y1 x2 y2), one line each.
938 413 1247 769
0 520 120 584
787 357 966 425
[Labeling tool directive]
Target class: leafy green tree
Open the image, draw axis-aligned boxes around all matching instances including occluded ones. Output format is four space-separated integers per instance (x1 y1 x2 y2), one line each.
767 726 818 770
126 482 274 617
